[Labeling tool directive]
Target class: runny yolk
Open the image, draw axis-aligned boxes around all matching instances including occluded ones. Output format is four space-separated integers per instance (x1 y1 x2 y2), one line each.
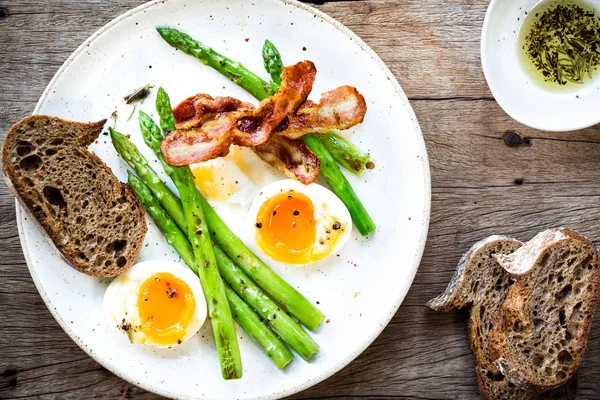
192 165 235 201
255 191 316 264
137 272 195 346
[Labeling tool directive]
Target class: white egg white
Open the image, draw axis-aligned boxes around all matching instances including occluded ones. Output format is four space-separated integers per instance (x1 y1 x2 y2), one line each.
103 260 207 348
247 179 353 266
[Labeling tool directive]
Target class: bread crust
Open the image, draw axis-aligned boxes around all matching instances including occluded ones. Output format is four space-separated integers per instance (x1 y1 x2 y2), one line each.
489 228 600 391
2 115 147 277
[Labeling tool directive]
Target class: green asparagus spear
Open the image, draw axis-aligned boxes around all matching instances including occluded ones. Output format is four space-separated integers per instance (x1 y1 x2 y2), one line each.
109 127 187 232
156 27 375 235
224 285 293 369
157 28 272 100
320 132 370 176
214 246 319 360
155 88 242 380
303 134 375 234
262 39 283 90
128 172 293 369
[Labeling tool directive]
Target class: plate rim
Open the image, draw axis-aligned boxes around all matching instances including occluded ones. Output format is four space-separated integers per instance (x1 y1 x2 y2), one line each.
15 0 432 398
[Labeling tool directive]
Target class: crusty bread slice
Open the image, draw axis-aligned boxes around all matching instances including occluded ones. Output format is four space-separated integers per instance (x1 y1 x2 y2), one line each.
489 228 600 391
427 236 522 375
428 236 578 399
2 115 147 277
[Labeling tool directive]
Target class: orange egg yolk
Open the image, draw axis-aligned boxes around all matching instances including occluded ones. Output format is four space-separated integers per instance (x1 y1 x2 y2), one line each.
255 191 316 264
137 272 195 346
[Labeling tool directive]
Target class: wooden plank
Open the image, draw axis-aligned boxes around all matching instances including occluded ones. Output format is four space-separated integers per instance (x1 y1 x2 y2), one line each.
1 0 600 399
0 0 489 113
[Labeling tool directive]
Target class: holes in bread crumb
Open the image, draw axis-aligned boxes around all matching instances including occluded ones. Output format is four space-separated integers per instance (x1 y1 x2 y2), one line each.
106 240 127 257
16 141 33 156
557 350 573 365
545 367 553 376
105 260 112 267
78 252 86 260
116 256 127 268
19 154 42 171
533 318 546 332
43 186 66 208
559 309 567 326
565 331 573 341
116 215 123 223
541 253 551 266
82 200 89 209
22 177 34 187
50 138 63 146
556 285 572 302
532 354 544 367
556 371 567 380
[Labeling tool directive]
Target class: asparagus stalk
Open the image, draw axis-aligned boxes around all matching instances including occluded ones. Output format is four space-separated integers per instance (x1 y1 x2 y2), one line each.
320 132 371 176
262 39 283 90
128 172 293 369
155 88 242 380
157 27 271 100
214 246 319 360
156 27 375 236
109 127 187 232
224 285 293 369
140 91 325 331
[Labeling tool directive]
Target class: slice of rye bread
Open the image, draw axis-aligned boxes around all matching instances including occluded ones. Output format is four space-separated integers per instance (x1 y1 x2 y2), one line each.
427 236 523 375
427 236 578 400
489 228 600 391
2 116 147 277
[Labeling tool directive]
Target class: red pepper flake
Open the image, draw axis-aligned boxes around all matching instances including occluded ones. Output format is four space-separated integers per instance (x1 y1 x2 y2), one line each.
325 319 331 324
354 263 357 267
166 288 178 299
245 38 249 42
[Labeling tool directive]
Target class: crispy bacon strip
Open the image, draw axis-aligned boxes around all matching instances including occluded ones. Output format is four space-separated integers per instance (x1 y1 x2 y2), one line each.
253 135 321 184
277 86 367 139
161 61 316 166
173 95 254 129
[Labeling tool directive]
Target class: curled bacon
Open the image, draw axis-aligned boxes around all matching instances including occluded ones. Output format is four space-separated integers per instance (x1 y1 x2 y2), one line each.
173 95 253 129
161 61 316 166
253 135 320 184
277 86 367 139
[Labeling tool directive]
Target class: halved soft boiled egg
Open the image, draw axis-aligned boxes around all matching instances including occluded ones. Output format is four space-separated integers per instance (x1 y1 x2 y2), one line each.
103 260 207 348
248 179 352 266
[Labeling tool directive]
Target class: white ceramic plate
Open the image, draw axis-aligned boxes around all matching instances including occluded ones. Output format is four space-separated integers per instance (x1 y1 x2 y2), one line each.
481 0 600 131
16 0 430 399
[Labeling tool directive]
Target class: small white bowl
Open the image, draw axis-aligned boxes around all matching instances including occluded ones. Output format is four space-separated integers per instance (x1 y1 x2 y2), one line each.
481 0 600 131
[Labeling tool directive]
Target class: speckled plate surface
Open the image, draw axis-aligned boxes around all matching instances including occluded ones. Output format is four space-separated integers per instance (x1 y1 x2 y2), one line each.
16 0 430 399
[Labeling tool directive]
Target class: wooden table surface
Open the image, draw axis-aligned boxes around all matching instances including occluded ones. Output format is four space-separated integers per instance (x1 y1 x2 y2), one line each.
1 0 600 399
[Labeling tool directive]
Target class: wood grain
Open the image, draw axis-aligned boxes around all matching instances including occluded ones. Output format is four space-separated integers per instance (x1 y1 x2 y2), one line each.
1 0 599 399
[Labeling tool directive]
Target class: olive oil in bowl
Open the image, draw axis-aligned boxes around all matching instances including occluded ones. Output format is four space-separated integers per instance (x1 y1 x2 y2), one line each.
518 0 600 92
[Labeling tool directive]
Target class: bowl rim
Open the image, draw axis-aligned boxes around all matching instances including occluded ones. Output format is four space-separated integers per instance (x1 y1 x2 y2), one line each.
481 0 600 132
